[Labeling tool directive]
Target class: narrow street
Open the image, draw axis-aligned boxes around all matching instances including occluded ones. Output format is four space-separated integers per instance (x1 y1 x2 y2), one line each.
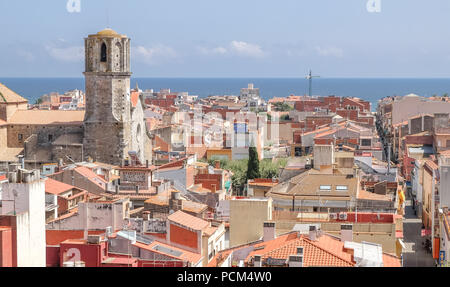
402 193 436 267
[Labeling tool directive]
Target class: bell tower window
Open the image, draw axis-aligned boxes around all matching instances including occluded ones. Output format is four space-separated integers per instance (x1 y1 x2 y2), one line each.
101 43 107 62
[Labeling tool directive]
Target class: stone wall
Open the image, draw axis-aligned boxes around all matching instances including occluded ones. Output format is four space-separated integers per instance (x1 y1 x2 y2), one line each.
7 124 83 148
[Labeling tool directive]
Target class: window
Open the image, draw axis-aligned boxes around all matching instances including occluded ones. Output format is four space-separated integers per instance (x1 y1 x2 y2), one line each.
319 185 331 191
48 134 53 142
18 134 23 141
336 185 348 191
361 139 371 146
101 43 107 62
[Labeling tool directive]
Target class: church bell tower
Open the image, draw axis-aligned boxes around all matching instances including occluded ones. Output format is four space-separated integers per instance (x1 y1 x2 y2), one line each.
83 28 133 165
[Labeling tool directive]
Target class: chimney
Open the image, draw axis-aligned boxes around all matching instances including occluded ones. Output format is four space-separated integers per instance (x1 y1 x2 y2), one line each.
254 255 262 267
309 225 317 241
146 160 149 169
263 222 276 242
340 224 353 243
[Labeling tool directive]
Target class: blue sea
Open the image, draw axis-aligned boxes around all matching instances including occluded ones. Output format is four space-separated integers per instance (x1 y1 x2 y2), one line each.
1 78 450 111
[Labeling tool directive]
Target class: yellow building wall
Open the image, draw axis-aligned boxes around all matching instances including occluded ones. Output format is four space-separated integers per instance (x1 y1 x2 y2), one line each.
229 198 272 247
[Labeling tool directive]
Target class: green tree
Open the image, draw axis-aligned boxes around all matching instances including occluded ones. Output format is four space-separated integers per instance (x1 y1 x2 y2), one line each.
246 146 261 180
273 102 293 112
34 98 43 105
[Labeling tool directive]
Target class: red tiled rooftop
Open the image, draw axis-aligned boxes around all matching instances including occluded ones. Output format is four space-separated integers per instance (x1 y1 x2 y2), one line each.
46 229 106 246
45 178 76 195
168 210 210 231
75 166 107 187
47 208 79 224
133 240 202 264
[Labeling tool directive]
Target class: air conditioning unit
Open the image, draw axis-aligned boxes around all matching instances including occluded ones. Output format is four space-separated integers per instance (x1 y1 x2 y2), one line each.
339 213 348 221
329 213 338 220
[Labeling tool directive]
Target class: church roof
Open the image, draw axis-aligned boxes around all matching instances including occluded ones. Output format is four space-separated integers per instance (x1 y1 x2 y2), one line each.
0 83 28 104
90 28 127 38
8 110 85 125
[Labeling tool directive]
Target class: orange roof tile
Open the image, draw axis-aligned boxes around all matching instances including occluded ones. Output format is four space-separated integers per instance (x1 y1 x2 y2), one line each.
357 189 392 201
248 235 355 267
75 166 107 188
45 178 76 195
425 160 439 171
182 200 208 214
168 210 210 231
47 208 78 224
46 229 105 246
133 240 202 264
130 91 140 108
0 83 28 103
8 110 85 125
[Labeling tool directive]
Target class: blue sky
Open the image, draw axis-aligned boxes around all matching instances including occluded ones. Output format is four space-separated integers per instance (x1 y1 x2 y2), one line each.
1 0 450 78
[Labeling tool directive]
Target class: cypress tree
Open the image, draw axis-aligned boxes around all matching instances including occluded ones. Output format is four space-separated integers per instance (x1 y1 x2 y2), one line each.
247 146 261 180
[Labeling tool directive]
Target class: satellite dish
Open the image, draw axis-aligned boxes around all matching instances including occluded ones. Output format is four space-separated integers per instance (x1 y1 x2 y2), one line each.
208 166 215 174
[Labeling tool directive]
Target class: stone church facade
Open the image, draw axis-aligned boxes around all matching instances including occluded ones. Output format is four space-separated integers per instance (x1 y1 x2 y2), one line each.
0 29 152 170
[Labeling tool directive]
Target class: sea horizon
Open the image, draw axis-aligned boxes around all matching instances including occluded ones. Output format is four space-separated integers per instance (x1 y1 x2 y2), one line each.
1 77 450 111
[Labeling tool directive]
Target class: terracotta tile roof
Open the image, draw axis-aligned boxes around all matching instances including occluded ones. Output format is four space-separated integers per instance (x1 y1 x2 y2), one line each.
47 208 78 224
75 166 107 188
213 231 401 267
8 110 85 125
182 200 208 214
130 91 140 108
247 235 355 267
168 210 210 231
45 178 75 195
382 253 402 267
46 229 105 246
102 256 138 265
203 226 218 237
0 147 23 162
208 249 233 267
133 240 202 264
425 160 439 171
0 83 28 103
144 192 170 206
357 189 392 201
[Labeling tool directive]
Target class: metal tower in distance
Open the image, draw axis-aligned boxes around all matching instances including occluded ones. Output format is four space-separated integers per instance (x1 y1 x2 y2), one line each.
306 70 320 98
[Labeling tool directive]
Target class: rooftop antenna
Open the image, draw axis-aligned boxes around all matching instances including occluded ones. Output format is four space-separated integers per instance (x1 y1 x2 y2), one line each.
306 70 320 98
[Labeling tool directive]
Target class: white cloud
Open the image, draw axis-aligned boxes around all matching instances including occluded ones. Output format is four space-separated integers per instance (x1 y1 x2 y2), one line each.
197 46 228 55
133 44 178 65
230 41 265 58
45 45 84 62
315 46 344 58
197 41 266 58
